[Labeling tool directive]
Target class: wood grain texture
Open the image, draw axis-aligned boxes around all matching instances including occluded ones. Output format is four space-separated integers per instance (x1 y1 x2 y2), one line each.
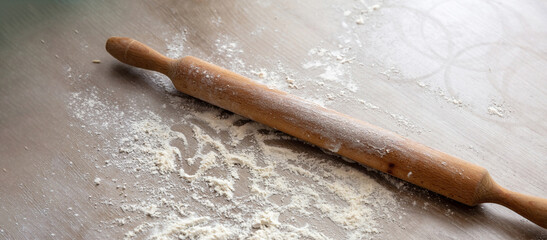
1 0 546 239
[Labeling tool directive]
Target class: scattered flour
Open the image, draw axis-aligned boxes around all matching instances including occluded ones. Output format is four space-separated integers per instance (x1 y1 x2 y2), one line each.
487 106 504 117
415 81 465 107
146 216 234 240
203 176 235 199
251 211 280 229
303 47 358 92
118 113 186 175
341 2 383 25
67 23 403 240
487 102 508 118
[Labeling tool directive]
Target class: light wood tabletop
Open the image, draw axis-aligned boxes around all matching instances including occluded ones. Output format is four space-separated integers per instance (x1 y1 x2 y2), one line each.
1 0 546 239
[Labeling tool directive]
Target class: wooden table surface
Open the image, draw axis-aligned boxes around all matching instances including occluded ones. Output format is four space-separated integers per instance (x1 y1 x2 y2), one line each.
1 0 546 239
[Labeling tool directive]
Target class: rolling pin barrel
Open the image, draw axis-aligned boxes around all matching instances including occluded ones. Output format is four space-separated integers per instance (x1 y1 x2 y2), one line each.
172 55 489 205
106 37 546 228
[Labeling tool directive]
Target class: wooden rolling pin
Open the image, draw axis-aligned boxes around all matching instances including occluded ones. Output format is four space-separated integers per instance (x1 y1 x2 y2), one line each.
105 37 546 228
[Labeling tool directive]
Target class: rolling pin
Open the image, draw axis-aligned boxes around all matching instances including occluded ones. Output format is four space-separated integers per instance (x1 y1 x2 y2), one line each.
105 37 546 228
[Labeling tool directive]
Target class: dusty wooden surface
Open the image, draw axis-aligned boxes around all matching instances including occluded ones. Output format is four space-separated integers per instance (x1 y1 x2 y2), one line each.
1 0 546 239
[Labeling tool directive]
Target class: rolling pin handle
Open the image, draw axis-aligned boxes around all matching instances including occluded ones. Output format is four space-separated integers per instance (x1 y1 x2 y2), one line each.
105 37 172 74
491 185 547 228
